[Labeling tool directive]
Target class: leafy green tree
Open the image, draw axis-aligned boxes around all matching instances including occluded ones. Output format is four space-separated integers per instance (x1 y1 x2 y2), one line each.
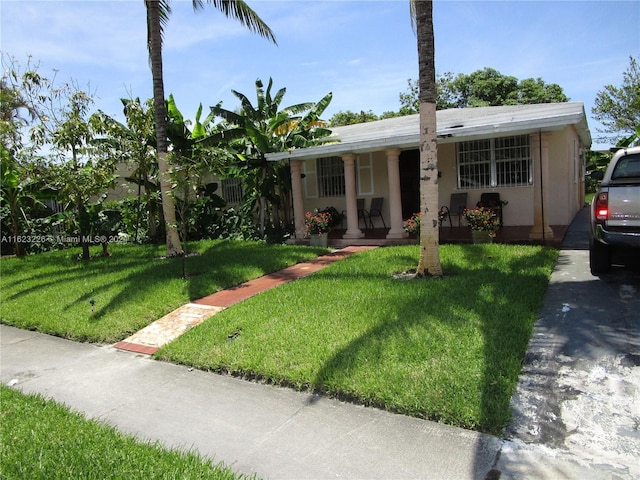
144 0 276 257
517 77 568 104
455 68 519 107
0 54 50 256
435 73 457 110
329 68 568 128
398 70 569 110
166 95 228 242
592 55 640 143
412 0 442 277
0 149 43 256
209 78 333 236
328 109 379 127
44 88 117 260
93 98 161 242
398 78 420 114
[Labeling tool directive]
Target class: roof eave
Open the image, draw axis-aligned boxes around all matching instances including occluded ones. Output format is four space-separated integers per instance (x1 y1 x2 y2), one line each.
266 104 592 161
266 133 421 162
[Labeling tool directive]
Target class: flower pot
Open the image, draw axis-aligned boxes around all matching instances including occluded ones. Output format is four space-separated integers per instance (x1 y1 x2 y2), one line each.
471 230 493 244
310 233 328 248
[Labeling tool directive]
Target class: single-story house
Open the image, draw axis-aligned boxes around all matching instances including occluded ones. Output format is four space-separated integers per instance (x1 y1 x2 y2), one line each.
266 102 592 245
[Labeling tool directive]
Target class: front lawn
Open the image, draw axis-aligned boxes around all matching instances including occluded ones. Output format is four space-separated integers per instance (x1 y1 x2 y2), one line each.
0 240 325 343
1 242 558 435
0 385 255 479
156 244 558 434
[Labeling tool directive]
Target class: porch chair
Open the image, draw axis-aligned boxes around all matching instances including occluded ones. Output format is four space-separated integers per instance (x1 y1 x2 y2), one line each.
477 192 504 225
440 192 467 227
368 197 386 228
342 198 371 229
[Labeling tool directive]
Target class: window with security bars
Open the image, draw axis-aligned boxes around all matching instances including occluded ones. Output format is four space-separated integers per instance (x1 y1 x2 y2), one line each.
222 178 243 204
457 135 531 189
318 156 345 197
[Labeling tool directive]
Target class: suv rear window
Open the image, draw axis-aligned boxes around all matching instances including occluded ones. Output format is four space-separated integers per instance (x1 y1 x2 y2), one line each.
612 153 640 180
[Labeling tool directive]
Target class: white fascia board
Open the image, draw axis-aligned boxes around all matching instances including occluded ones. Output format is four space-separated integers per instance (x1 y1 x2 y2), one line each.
437 111 587 143
266 133 420 162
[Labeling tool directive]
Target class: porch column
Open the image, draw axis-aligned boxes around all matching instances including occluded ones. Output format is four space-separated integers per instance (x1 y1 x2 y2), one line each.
529 132 554 241
385 148 408 239
342 153 364 239
290 160 306 239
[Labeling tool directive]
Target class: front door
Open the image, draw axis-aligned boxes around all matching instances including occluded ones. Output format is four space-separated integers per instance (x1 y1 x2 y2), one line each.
400 149 420 219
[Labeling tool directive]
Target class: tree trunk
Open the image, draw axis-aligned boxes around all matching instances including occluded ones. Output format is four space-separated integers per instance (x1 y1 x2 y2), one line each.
415 0 442 277
146 0 183 257
134 172 142 243
259 166 267 237
144 179 158 241
10 204 25 257
77 198 91 260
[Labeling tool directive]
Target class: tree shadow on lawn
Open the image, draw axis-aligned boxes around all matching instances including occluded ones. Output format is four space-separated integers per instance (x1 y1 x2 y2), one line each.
309 245 556 436
87 241 314 319
2 241 322 341
2 258 144 302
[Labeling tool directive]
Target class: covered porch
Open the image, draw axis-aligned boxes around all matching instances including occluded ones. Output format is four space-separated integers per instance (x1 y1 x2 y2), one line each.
266 104 591 248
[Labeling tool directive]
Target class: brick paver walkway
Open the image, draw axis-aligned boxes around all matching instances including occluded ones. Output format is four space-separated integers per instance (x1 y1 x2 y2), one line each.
114 246 376 355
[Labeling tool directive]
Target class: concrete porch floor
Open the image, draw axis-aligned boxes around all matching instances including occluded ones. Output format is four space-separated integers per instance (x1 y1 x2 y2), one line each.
290 225 568 248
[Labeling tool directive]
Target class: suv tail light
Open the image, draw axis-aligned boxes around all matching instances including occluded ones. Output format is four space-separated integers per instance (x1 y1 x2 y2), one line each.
595 192 608 220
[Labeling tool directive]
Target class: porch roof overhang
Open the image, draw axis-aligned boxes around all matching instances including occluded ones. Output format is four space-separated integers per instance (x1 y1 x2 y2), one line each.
266 102 592 162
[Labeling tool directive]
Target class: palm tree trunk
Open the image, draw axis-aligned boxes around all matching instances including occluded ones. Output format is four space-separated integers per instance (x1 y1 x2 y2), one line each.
146 0 183 256
415 0 442 277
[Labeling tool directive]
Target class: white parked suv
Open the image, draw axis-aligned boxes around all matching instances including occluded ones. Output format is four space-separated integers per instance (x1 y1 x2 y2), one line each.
589 146 640 275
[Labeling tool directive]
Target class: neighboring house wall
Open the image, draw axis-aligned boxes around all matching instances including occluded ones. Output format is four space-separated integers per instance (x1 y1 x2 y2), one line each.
104 162 138 202
104 162 240 205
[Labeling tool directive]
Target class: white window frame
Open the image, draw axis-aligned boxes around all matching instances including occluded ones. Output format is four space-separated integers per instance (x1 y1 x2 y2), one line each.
317 156 345 198
357 153 374 195
457 135 532 189
312 155 372 198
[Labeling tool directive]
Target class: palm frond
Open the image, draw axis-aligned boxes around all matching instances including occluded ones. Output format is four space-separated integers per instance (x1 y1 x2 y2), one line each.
194 0 277 45
145 0 171 55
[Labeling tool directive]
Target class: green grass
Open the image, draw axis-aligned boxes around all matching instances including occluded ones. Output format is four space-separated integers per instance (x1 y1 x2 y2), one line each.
0 240 326 343
585 192 595 204
0 385 255 479
156 244 558 434
1 242 558 435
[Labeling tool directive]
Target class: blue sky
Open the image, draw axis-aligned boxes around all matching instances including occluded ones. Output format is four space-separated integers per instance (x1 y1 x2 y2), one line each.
1 1 639 150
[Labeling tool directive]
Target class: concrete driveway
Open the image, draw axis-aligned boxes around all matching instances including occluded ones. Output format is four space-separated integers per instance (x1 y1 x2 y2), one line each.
495 207 640 479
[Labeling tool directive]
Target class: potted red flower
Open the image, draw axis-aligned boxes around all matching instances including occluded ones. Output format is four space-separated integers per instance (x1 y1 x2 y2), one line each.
305 210 332 247
463 207 500 242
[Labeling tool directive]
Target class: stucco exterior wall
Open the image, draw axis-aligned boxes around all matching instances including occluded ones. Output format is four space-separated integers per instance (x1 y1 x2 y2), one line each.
104 163 229 204
546 126 585 226
436 141 537 226
299 126 585 229
437 128 585 228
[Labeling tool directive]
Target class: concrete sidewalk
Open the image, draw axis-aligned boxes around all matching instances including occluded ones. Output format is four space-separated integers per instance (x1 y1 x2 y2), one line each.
1 325 500 479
